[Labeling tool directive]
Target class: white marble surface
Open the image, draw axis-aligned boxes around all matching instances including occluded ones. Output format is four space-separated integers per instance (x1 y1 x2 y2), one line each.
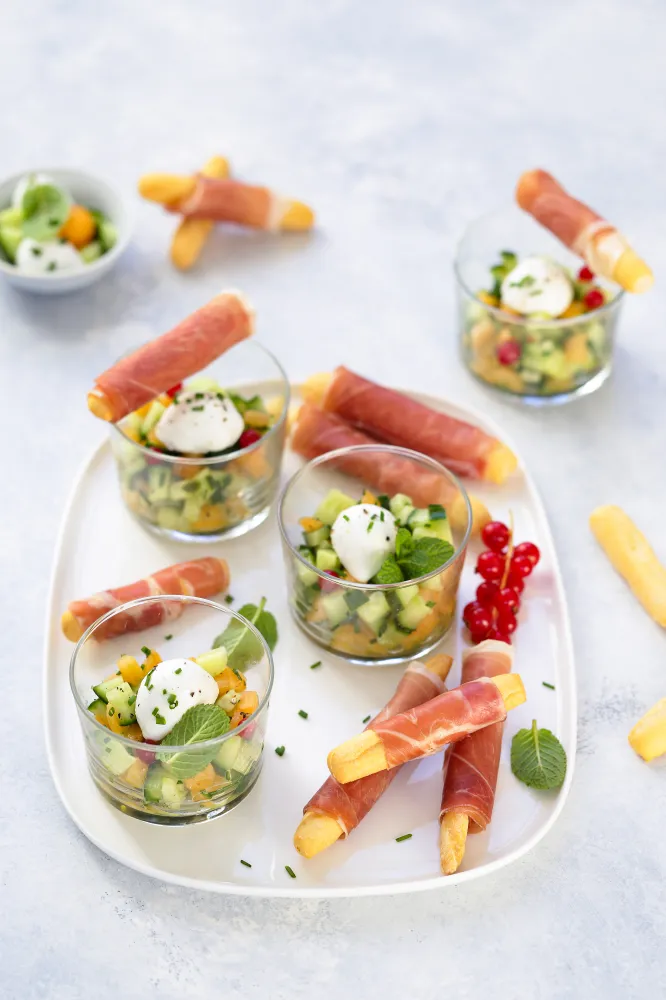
2 1 666 996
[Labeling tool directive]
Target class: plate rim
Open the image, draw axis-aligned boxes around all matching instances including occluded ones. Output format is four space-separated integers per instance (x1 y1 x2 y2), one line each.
43 386 577 898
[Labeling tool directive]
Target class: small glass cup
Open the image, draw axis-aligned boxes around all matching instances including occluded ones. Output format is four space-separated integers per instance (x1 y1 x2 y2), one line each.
70 595 274 825
278 445 471 665
455 206 624 405
110 340 289 541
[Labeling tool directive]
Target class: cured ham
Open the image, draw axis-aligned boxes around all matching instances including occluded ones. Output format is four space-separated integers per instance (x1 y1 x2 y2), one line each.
318 367 517 483
439 640 513 875
516 169 653 294
327 673 525 784
61 557 230 642
87 292 254 422
294 655 452 858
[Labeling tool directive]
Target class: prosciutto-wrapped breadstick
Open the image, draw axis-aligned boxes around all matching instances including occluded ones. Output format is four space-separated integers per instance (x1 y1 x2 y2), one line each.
328 673 525 784
170 155 230 271
291 402 491 535
87 291 254 422
139 173 314 232
61 557 230 642
439 640 513 875
516 169 653 294
294 654 453 859
302 368 517 484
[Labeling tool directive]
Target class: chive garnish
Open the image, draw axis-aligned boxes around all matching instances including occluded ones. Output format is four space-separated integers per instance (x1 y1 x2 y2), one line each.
164 634 173 641
108 707 115 716
309 661 322 670
174 667 182 675
362 715 371 724
343 514 350 522
298 710 308 719
285 865 296 879
46 261 57 271
224 594 234 604
141 646 151 656
275 746 285 756
367 521 374 533
191 405 204 412
542 682 555 690
240 859 252 868
395 834 412 843
155 713 166 725
425 601 435 608
128 694 136 705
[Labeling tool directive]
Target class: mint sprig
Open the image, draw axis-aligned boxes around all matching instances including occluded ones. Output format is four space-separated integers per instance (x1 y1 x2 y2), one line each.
21 183 71 241
511 720 567 790
373 535 454 584
157 704 230 779
373 555 404 584
212 597 278 668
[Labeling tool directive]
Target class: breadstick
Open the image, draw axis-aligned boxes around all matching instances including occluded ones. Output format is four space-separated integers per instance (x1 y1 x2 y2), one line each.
170 156 230 270
590 505 666 626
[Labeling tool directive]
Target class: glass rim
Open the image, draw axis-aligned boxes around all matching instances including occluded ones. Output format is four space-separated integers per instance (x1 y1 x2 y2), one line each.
110 339 290 466
452 209 625 329
69 594 274 751
277 443 472 590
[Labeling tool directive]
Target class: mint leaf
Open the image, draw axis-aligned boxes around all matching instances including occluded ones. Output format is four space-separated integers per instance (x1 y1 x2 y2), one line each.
212 598 278 668
373 555 404 585
398 536 454 580
157 704 230 779
511 720 567 790
22 183 71 241
395 527 413 561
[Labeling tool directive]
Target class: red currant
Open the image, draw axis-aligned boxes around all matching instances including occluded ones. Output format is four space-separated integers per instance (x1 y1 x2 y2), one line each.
476 581 499 606
496 609 518 634
514 541 540 567
466 606 493 640
510 554 534 578
496 340 522 366
487 628 511 644
463 601 482 624
506 570 525 594
494 586 520 613
584 288 604 310
239 428 262 449
476 551 506 582
481 521 510 553
166 382 183 398
320 570 341 594
577 265 595 282
134 747 157 763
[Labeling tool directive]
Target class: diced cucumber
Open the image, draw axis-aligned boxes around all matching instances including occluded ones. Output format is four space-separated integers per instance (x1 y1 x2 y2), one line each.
161 776 187 808
321 591 350 627
216 689 241 713
214 734 243 772
305 525 330 547
412 521 453 546
396 583 420 608
389 493 414 520
98 217 117 252
91 676 125 703
315 548 340 572
80 239 103 264
146 466 172 503
407 507 431 529
106 681 137 726
296 547 319 587
343 590 369 613
0 206 23 227
0 225 23 263
100 738 135 777
357 592 390 633
144 763 168 803
315 489 357 526
155 506 188 532
183 496 206 523
397 594 432 631
232 740 262 775
185 376 222 393
141 400 166 436
522 345 570 379
87 698 107 715
195 647 228 677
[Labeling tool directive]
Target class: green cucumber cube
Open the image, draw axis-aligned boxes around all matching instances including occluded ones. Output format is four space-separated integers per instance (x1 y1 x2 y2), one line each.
315 489 357 526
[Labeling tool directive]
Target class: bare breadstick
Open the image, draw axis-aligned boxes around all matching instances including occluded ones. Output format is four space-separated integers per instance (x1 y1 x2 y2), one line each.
328 674 526 784
170 156 230 270
439 811 469 875
629 698 666 762
301 372 333 406
138 173 197 205
590 505 666 626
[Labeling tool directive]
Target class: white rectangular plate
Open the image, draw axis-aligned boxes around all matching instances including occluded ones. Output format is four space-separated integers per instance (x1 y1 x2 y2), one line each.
44 390 576 898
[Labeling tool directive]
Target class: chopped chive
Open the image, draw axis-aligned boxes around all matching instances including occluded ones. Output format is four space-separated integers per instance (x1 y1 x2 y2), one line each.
224 594 234 604
275 746 285 756
285 865 296 879
342 514 350 522
175 667 182 675
164 634 173 641
362 715 371 724
194 392 205 400
380 510 385 522
367 521 374 533
309 661 322 670
155 713 166 725
128 694 136 705
395 834 412 843
240 859 252 868
425 601 435 608
108 707 115 716
191 405 204 412
542 681 555 690
141 646 151 656
298 709 308 719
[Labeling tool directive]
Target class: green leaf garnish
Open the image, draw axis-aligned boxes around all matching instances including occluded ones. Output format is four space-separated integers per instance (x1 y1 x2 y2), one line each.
212 597 278 668
157 704 230 779
511 720 567 790
395 527 413 561
373 555 404 585
21 183 71 241
398 536 454 579
344 590 368 612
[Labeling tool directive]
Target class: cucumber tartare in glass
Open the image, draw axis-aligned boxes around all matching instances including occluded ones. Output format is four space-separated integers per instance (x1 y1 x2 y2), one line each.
288 487 463 661
460 249 622 401
112 374 286 540
0 172 116 271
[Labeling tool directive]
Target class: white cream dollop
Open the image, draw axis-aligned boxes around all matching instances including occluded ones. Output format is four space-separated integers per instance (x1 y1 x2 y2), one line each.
501 255 573 318
135 658 219 741
155 391 245 455
15 238 83 274
330 503 398 583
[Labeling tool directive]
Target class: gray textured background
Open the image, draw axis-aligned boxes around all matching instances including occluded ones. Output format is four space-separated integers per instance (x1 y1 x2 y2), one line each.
2 1 665 997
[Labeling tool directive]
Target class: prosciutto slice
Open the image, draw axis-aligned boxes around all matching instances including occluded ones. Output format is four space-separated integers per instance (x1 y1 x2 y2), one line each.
304 659 449 836
516 169 653 294
173 176 313 232
291 403 459 508
88 292 254 422
321 367 514 482
440 640 513 833
62 557 230 642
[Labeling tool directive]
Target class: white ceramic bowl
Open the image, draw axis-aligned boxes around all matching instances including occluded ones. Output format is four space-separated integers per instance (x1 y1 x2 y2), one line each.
0 167 132 295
